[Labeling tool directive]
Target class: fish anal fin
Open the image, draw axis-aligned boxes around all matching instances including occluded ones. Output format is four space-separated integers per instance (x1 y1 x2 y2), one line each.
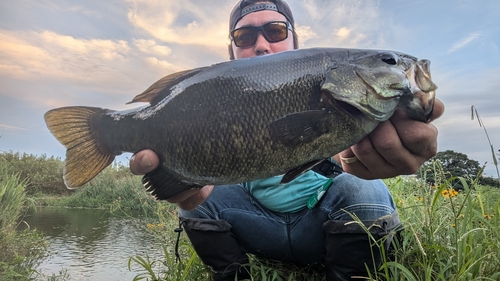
127 68 205 105
142 166 203 200
280 159 325 184
44 106 116 188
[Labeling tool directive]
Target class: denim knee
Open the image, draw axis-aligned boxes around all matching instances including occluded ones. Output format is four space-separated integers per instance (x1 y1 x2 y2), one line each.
322 174 396 221
178 184 257 220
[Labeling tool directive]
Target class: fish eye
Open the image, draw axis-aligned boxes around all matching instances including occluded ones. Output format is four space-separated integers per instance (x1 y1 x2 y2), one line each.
380 54 398 65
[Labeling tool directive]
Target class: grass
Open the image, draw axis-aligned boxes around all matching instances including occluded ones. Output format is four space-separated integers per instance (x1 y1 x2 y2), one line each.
0 157 48 280
381 175 500 280
129 164 500 281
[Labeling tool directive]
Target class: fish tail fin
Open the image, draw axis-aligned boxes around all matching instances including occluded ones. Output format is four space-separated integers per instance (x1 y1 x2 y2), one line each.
44 106 115 189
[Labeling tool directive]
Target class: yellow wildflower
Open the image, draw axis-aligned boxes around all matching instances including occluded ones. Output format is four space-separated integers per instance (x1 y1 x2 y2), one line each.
442 189 458 198
449 189 459 197
441 189 450 198
147 223 155 229
483 214 492 219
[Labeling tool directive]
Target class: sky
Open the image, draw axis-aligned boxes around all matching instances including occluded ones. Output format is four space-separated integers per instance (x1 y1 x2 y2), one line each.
1 0 499 177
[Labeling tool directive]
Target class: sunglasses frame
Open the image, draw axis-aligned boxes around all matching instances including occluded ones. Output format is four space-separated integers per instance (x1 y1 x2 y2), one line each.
230 21 292 48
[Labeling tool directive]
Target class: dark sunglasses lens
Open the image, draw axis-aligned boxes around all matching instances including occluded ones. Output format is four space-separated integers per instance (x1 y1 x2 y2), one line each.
262 22 288 42
232 28 258 47
232 22 289 47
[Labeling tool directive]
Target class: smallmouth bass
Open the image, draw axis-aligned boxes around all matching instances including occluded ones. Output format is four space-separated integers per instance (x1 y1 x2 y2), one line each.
44 48 437 199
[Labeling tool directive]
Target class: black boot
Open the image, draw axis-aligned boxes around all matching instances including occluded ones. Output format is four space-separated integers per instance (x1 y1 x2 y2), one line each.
180 217 250 281
322 211 402 281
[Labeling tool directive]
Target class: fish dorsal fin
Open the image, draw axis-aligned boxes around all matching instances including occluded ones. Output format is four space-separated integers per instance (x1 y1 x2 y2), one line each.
127 68 205 105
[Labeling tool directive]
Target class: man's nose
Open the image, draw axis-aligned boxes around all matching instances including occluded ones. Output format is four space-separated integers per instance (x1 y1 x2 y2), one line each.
253 33 270 56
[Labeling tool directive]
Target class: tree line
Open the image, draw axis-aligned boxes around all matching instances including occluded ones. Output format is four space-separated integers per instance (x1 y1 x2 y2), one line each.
418 149 500 188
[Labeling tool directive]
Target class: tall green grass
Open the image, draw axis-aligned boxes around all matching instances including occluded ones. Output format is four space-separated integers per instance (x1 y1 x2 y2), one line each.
471 105 499 183
129 202 210 281
0 158 47 280
382 175 500 280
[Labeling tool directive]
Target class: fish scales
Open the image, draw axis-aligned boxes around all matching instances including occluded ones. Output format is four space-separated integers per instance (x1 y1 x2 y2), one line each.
104 52 331 182
44 48 437 199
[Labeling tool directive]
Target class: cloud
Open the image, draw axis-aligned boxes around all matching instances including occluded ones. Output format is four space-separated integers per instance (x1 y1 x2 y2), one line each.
302 0 322 20
67 5 104 18
0 27 195 113
291 0 400 49
447 32 481 53
295 25 318 46
133 39 172 57
144 57 176 71
0 29 131 81
0 124 28 131
335 27 351 40
125 0 231 57
0 28 186 94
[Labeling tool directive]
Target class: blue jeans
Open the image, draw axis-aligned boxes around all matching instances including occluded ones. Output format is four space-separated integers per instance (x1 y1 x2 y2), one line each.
179 173 397 265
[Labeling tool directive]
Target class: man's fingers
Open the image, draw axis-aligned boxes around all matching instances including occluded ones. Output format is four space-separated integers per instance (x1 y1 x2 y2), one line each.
130 149 160 175
175 185 214 210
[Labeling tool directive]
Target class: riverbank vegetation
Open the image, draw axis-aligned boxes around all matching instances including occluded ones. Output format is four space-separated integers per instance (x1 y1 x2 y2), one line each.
0 157 47 280
2 150 500 280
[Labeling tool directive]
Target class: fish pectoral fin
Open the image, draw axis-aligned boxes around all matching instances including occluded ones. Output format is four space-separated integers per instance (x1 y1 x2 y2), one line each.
143 166 203 200
269 110 330 147
280 159 325 184
127 67 206 105
44 106 116 189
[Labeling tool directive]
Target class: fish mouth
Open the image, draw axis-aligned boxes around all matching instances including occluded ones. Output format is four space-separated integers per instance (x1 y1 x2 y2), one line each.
320 87 386 125
397 59 437 122
320 89 367 121
330 98 382 134
335 99 365 120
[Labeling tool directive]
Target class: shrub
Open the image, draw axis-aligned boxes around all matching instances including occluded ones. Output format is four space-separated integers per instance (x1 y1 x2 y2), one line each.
0 151 66 195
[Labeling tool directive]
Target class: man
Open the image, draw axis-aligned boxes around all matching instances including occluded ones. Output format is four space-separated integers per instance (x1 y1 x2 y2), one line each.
130 0 445 280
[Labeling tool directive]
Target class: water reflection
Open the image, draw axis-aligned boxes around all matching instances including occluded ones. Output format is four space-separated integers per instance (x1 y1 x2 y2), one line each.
22 207 163 281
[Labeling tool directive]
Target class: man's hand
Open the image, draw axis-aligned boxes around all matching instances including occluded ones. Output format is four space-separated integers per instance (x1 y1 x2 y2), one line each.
336 98 445 179
129 149 213 210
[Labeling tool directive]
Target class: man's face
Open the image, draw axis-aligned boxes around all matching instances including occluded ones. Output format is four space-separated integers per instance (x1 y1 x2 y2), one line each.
232 10 294 60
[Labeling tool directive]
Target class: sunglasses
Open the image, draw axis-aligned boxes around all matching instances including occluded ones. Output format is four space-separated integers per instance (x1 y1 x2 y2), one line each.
230 21 292 48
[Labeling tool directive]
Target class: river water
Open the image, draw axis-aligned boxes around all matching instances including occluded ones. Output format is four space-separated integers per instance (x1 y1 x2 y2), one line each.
21 207 165 281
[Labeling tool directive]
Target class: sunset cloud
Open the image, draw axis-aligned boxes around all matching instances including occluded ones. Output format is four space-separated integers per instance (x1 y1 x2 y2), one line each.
0 30 131 81
133 39 172 57
125 0 230 49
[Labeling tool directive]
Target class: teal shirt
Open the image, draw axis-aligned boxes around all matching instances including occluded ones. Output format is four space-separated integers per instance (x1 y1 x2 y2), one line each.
242 170 330 213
